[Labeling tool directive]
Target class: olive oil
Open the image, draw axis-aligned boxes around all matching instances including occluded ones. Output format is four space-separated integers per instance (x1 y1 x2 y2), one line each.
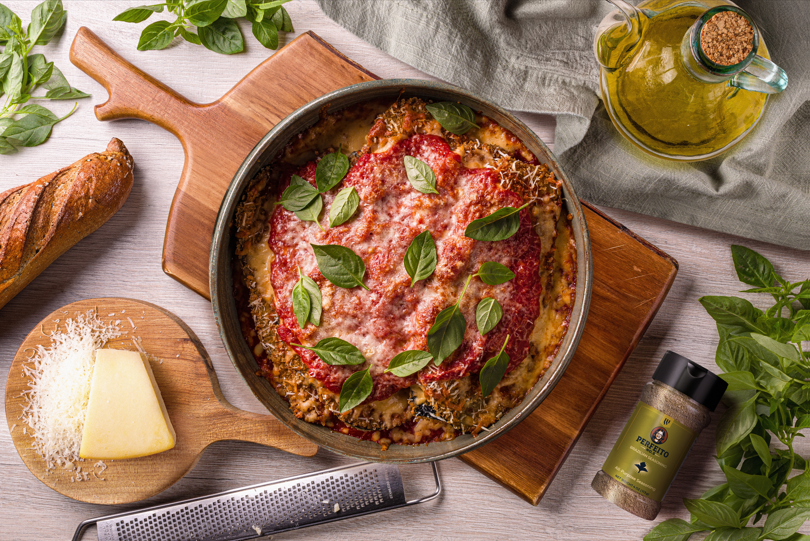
599 3 768 160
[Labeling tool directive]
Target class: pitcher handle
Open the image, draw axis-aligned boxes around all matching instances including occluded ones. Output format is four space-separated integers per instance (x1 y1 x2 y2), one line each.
730 55 789 94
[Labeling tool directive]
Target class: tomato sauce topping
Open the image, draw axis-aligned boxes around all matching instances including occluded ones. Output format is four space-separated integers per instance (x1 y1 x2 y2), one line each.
269 134 542 402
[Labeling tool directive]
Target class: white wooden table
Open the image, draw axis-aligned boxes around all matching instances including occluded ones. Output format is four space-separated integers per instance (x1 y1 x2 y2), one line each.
2 2 808 540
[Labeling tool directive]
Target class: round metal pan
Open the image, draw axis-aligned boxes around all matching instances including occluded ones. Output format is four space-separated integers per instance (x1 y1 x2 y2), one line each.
210 79 592 463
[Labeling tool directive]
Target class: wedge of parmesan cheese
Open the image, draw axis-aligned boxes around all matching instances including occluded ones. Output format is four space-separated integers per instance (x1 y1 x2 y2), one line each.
79 349 176 459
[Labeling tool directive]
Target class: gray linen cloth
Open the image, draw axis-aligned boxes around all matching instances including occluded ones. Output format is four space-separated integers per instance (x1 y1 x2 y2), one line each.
316 0 810 250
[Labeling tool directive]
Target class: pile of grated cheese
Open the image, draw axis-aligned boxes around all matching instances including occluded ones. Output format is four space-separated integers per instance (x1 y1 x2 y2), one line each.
20 311 121 470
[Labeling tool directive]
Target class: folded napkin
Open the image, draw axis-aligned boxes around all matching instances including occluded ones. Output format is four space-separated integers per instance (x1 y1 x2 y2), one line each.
316 0 810 250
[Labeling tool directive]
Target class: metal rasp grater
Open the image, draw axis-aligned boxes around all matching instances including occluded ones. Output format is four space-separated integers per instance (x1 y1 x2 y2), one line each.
72 462 440 541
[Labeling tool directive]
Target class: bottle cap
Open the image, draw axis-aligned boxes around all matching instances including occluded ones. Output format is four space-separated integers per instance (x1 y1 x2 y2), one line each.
652 351 727 411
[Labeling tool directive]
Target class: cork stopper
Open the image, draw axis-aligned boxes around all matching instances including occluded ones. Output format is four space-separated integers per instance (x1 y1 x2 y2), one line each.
700 10 754 66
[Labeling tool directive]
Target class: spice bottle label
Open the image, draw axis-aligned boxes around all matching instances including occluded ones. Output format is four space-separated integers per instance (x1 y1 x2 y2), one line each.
601 402 698 502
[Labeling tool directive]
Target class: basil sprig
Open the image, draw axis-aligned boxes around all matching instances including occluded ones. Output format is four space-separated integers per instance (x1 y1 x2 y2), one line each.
385 350 433 377
465 202 531 242
316 148 350 193
293 337 365 366
291 268 322 327
427 262 516 363
426 101 478 135
476 297 502 335
339 367 373 413
404 230 437 287
0 1 89 155
114 0 294 55
328 186 359 227
645 245 810 541
479 335 510 398
404 156 439 194
312 244 369 290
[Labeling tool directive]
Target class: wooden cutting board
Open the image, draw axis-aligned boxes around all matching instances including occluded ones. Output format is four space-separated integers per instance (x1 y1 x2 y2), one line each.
5 298 317 505
69 28 678 505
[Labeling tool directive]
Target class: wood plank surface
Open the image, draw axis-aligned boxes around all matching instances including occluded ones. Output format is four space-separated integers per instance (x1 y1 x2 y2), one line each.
5 298 317 505
1 2 809 540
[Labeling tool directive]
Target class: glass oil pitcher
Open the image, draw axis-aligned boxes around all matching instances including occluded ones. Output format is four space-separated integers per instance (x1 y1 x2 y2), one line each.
594 0 788 161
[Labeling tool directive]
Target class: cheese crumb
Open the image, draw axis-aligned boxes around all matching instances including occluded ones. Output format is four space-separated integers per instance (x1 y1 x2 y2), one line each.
20 312 121 469
252 525 262 535
334 503 340 513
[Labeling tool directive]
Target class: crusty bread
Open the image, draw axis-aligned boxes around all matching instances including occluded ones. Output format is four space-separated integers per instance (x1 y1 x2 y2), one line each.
0 138 134 310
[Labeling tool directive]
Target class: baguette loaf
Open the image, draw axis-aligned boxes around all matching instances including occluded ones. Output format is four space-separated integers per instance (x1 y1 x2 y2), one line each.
0 138 134 310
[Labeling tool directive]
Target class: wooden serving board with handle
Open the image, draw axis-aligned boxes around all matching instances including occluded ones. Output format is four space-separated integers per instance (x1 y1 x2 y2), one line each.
69 28 678 505
4 298 318 505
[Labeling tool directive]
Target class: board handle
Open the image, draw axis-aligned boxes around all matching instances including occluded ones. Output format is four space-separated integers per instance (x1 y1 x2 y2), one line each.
206 400 319 457
69 27 200 141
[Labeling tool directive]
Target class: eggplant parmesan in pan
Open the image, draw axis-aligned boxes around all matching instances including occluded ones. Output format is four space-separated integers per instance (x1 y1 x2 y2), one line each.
234 98 576 449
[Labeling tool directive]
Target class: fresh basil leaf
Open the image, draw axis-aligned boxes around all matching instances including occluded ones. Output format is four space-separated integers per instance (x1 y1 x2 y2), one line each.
716 394 758 456
719 371 762 392
683 499 740 529
0 136 15 154
278 175 319 211
480 335 510 398
2 103 64 147
27 54 53 89
716 330 752 373
760 508 810 540
699 296 766 336
252 1 289 9
198 17 244 54
222 0 247 18
0 53 10 79
28 0 65 46
729 335 781 368
44 86 90 99
300 275 321 326
799 283 810 310
0 4 20 44
328 186 359 227
703 528 761 541
294 337 365 366
731 245 775 288
3 52 23 103
757 363 792 395
426 101 478 135
311 244 368 290
252 17 279 49
465 202 531 242
643 518 706 541
476 261 515 285
316 150 350 192
702 483 731 502
292 277 310 329
178 26 202 45
385 350 433 377
788 385 810 406
137 20 176 50
185 0 228 27
748 433 772 472
272 6 293 32
404 230 437 287
404 156 438 194
113 4 165 23
793 322 810 343
294 194 323 228
427 305 466 364
722 465 773 499
339 368 372 413
751 333 800 362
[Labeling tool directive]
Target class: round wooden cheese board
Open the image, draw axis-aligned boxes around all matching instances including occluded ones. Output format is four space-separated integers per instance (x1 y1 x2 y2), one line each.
4 298 317 505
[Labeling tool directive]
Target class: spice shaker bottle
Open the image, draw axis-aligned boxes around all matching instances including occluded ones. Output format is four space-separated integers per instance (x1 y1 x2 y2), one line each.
592 351 728 520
